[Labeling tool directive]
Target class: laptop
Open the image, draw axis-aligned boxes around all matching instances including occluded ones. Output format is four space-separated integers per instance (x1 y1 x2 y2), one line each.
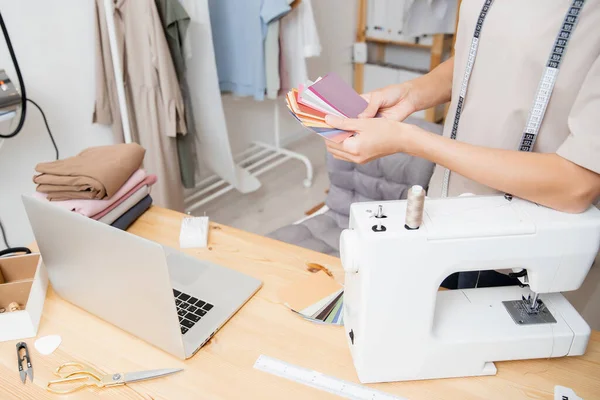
22 195 262 359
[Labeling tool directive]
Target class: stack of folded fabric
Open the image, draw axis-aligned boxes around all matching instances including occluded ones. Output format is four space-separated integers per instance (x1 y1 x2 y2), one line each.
32 143 157 231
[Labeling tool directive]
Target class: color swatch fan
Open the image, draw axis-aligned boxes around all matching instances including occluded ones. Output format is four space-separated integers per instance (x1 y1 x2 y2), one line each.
285 73 368 143
278 271 345 326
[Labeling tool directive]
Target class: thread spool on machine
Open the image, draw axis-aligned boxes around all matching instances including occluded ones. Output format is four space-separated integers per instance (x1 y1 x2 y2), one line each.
369 185 426 233
405 185 425 230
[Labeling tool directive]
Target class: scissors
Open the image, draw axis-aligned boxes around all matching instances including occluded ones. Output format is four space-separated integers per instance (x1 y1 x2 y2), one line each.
16 342 33 384
46 361 183 394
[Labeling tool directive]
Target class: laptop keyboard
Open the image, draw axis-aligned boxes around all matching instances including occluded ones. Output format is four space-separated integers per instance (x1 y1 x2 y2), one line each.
173 289 214 335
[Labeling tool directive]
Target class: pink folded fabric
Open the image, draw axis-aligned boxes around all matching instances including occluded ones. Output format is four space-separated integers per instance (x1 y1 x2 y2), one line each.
32 169 147 217
91 175 157 220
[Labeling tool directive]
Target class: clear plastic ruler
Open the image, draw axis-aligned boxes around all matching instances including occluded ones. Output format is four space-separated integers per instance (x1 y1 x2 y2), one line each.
253 355 407 400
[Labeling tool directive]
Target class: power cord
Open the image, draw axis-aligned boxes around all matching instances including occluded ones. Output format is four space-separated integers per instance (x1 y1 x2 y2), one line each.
27 98 59 160
0 219 10 249
0 99 58 160
0 100 59 249
0 11 61 249
0 247 31 258
0 9 22 250
0 8 59 158
0 10 26 139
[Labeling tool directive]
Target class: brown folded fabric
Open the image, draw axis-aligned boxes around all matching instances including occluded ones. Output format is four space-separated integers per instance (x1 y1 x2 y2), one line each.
35 177 106 200
34 143 145 200
35 188 101 201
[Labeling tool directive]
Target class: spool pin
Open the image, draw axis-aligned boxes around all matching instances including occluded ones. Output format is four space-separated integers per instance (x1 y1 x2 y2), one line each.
405 185 425 230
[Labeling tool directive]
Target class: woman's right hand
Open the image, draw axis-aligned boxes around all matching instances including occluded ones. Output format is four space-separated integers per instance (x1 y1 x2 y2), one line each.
358 81 420 121
358 57 455 121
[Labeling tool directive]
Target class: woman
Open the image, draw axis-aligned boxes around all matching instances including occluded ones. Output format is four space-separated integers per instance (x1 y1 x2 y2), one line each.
325 1 600 322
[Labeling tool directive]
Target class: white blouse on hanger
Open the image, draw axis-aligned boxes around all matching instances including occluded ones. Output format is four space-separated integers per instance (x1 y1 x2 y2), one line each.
280 0 322 91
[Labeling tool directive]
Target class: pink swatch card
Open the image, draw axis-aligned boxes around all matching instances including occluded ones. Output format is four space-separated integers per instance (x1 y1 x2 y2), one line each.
307 72 368 118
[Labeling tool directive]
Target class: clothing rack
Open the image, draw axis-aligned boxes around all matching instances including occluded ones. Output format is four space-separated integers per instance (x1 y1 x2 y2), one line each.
103 0 313 213
185 101 314 212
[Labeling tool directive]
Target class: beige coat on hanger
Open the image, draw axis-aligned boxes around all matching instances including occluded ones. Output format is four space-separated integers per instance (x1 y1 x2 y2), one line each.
94 0 186 212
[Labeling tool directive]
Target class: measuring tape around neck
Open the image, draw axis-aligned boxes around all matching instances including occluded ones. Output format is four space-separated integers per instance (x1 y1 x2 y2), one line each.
441 0 587 198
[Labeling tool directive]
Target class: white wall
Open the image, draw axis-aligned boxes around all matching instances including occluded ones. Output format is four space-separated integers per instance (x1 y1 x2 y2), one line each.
0 0 115 249
0 0 358 249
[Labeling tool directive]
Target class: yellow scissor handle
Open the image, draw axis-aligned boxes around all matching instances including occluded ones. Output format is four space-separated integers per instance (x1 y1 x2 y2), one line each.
46 362 125 394
47 373 104 394
54 362 104 380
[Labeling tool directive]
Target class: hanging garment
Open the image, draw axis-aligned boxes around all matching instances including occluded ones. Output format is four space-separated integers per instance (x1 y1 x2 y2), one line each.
279 0 321 91
34 143 145 201
402 0 457 37
93 0 125 144
177 0 194 62
155 0 189 77
155 0 198 188
176 0 262 194
265 0 294 100
208 0 292 101
265 20 282 100
94 0 186 211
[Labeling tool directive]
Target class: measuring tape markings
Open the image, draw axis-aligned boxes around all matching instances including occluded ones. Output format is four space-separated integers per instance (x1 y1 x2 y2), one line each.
441 0 494 197
518 2 584 152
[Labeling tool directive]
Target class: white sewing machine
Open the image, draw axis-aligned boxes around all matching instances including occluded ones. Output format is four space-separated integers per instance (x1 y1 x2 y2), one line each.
340 195 600 383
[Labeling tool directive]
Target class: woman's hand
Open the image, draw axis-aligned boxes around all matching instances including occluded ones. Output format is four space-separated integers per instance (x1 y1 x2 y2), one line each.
324 115 418 164
359 82 419 121
359 57 455 120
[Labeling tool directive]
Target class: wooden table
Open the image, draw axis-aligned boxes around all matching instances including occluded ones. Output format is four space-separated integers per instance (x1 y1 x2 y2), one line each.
1 206 599 400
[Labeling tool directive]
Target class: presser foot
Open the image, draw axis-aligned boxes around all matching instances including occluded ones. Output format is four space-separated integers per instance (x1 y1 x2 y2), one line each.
522 293 541 314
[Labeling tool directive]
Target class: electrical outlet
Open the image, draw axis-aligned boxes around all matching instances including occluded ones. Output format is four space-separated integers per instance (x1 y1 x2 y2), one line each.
353 42 368 64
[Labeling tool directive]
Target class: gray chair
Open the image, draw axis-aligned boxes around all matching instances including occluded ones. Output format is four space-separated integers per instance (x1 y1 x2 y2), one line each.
268 117 443 257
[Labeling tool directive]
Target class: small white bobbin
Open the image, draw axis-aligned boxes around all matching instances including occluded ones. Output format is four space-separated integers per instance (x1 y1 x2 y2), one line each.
405 185 425 230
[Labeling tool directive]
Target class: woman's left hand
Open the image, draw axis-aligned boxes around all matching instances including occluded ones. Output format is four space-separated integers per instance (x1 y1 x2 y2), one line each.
324 115 416 164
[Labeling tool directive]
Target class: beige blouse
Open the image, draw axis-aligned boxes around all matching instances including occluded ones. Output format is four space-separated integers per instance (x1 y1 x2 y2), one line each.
428 0 600 197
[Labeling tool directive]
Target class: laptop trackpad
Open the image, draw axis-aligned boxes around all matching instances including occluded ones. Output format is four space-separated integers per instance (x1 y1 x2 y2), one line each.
166 253 209 286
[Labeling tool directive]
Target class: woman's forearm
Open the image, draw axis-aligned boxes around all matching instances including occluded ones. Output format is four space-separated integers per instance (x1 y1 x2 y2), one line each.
405 127 600 213
411 57 454 111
